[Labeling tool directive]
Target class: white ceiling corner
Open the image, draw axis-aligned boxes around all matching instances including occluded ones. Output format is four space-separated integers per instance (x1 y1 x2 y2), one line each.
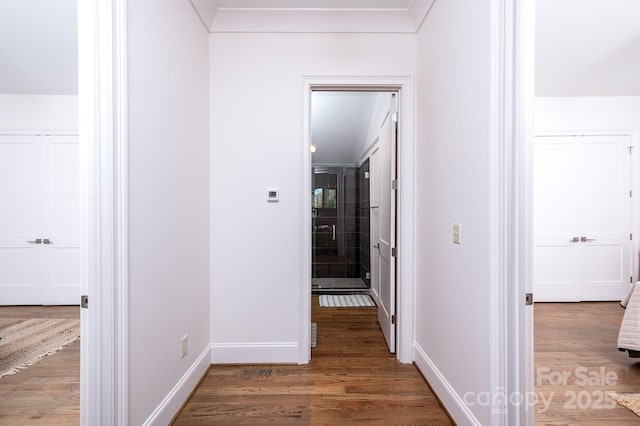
192 0 433 33
190 0 218 31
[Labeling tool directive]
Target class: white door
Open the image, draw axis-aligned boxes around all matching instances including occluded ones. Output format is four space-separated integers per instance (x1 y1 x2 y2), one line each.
370 94 397 353
0 134 81 305
533 134 633 301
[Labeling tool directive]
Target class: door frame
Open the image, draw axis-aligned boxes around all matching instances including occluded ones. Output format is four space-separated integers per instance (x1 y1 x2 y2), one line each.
78 0 129 424
300 76 415 364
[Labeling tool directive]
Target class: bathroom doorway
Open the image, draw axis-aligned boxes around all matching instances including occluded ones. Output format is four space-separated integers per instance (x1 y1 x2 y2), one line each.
310 89 399 352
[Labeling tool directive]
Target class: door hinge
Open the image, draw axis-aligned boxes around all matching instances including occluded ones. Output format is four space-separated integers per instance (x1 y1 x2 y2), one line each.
525 293 533 306
630 190 633 198
391 179 398 190
392 112 398 123
631 233 633 241
631 276 634 284
629 146 634 155
391 247 397 257
391 314 397 325
81 295 89 309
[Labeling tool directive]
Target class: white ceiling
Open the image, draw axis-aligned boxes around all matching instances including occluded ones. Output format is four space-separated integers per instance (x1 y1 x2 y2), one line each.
0 0 78 95
190 0 432 33
311 92 378 164
536 0 640 97
1 0 637 98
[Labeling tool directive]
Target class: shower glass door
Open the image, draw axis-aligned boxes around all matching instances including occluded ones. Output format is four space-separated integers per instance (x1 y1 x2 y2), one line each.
312 166 367 292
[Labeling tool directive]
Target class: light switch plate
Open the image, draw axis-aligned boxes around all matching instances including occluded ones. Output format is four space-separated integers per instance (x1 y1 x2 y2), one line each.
453 223 461 245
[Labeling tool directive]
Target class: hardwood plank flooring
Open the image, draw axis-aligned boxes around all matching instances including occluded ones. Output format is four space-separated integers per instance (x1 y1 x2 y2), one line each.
535 302 640 425
173 296 453 425
0 306 80 425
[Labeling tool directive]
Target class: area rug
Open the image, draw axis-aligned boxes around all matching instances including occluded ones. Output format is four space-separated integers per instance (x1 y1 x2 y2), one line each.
0 317 80 378
610 392 640 417
319 294 375 308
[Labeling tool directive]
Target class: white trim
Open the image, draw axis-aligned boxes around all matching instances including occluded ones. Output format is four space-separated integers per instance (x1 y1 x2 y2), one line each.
489 0 508 422
142 344 211 426
413 343 481 425
78 0 128 424
300 75 415 365
489 0 531 424
514 0 535 424
211 342 299 364
0 129 78 136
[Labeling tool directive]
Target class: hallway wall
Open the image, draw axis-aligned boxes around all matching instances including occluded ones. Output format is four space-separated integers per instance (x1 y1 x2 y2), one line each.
209 33 416 362
415 0 495 424
127 0 210 423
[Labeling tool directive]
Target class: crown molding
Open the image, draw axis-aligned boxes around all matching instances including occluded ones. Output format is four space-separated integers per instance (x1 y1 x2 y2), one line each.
190 0 436 33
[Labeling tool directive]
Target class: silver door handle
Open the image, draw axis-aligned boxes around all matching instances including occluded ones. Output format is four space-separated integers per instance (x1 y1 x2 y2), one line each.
580 236 595 242
570 237 580 243
26 238 42 244
332 225 336 241
369 206 379 209
43 238 53 245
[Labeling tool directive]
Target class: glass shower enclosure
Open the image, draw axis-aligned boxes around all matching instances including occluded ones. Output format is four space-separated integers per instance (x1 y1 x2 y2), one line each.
311 165 370 293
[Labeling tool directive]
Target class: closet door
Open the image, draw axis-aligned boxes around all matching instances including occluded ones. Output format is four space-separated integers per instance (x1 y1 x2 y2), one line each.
533 134 632 301
0 134 80 305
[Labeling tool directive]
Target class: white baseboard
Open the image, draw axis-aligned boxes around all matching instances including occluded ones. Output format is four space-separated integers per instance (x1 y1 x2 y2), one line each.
211 341 299 364
142 344 211 426
413 342 480 425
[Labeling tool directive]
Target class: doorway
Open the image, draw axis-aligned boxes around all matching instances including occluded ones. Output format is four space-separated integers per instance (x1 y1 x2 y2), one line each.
300 77 416 365
309 88 399 356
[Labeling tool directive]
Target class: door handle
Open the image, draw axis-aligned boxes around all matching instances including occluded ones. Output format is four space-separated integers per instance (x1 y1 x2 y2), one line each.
374 243 380 250
26 238 42 244
332 225 336 241
580 236 595 242
570 237 580 243
43 238 53 245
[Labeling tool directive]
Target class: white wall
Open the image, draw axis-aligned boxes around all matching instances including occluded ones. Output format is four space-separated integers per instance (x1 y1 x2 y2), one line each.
127 0 210 423
0 94 78 130
210 33 416 362
415 1 494 424
535 96 640 131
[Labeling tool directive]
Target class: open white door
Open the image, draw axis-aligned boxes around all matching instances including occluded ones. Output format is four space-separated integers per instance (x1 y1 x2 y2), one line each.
0 133 81 305
534 134 633 301
370 93 397 353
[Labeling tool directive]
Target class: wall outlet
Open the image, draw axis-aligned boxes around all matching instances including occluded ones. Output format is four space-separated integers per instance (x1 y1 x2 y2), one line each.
181 335 188 359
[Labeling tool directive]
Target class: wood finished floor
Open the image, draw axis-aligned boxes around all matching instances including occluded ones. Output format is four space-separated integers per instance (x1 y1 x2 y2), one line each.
534 302 640 425
173 296 453 425
3 303 640 424
0 306 80 425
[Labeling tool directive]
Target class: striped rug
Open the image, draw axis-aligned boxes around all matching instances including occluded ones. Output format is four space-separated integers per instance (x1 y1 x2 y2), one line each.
0 317 80 378
319 294 375 308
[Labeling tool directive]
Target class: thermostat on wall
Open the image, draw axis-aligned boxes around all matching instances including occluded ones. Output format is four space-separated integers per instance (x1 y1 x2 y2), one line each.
267 187 280 202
